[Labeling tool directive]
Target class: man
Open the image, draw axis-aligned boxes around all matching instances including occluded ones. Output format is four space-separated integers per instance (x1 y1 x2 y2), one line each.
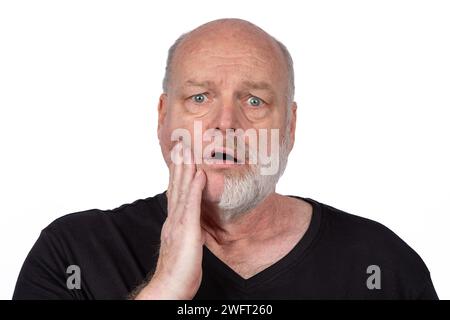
13 18 438 299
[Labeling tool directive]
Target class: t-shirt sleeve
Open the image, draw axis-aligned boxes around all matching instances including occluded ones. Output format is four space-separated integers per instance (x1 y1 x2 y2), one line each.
13 228 75 300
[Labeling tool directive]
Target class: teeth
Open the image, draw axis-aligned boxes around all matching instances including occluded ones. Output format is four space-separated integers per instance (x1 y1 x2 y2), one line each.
211 151 238 162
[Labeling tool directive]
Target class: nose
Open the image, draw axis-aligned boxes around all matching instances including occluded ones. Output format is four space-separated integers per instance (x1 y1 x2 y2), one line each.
213 96 240 133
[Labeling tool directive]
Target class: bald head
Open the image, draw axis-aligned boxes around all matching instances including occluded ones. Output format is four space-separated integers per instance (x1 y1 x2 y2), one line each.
162 18 295 105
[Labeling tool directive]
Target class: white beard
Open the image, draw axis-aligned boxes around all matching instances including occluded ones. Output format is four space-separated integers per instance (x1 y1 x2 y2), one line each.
217 135 290 220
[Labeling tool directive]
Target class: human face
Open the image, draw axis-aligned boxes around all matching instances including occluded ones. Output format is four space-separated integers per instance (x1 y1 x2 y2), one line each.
158 31 296 204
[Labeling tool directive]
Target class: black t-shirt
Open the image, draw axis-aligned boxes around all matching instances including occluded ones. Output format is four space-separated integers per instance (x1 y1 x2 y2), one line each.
13 192 438 299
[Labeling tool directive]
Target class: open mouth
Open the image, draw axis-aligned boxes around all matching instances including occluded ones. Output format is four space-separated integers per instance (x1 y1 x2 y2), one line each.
210 150 241 164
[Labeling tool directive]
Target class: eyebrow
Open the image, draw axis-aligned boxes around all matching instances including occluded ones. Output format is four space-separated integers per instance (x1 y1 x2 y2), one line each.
182 79 275 93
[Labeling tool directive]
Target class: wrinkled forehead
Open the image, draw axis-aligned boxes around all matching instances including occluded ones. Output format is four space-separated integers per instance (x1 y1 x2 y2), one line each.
171 31 288 89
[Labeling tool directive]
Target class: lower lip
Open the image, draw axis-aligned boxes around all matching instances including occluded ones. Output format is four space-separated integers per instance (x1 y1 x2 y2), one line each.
203 159 244 168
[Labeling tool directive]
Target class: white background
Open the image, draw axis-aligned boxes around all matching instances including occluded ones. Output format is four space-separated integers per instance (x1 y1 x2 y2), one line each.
0 0 449 299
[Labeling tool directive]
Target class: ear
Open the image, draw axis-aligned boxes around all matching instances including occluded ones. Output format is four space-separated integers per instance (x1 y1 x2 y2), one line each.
288 101 297 151
157 93 168 141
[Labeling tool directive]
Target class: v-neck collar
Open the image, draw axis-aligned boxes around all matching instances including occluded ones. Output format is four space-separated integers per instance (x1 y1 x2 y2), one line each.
202 196 322 291
157 192 323 291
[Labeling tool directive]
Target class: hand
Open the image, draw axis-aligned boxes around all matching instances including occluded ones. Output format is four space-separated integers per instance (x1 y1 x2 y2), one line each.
135 141 206 299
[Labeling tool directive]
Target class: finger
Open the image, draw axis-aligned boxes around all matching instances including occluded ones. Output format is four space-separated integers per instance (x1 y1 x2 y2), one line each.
168 142 183 214
185 169 206 222
166 161 174 211
178 142 196 205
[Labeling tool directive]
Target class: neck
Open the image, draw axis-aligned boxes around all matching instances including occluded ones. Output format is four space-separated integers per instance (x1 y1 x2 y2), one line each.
200 192 285 246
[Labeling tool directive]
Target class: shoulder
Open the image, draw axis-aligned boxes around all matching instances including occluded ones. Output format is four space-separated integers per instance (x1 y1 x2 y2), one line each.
320 202 418 250
42 191 168 243
317 200 429 269
308 198 435 297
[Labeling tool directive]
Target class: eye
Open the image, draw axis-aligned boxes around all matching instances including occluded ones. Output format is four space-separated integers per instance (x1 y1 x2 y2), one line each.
191 93 207 104
247 96 263 107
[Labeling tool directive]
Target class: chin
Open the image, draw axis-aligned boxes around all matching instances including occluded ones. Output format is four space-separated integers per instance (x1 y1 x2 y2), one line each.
200 164 252 203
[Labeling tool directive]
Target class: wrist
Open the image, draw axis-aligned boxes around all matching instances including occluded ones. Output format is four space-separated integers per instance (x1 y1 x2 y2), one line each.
134 275 190 300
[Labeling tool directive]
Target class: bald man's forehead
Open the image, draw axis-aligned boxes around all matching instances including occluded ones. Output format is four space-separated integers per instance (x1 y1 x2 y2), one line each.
166 20 291 98
178 28 282 60
172 37 287 79
173 48 284 88
177 47 273 67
